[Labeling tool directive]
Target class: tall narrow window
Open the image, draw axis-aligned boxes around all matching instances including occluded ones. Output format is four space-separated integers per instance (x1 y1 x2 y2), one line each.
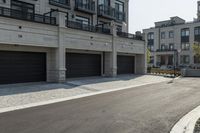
169 43 174 50
161 44 166 50
181 43 190 50
194 27 200 35
161 32 165 39
169 31 174 38
115 1 124 12
181 28 190 37
147 32 154 40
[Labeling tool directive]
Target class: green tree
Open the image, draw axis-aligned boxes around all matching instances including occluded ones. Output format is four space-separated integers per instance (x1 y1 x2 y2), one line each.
193 43 200 57
193 43 200 65
147 48 151 64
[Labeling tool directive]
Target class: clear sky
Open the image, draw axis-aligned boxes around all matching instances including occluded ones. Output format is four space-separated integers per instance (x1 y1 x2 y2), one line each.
129 0 199 33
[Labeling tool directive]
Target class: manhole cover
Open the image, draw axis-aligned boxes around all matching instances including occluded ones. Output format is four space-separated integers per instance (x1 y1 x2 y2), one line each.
194 118 200 133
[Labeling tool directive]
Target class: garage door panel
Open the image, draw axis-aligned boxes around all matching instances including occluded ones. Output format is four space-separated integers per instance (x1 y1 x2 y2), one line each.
117 55 135 74
66 53 101 78
0 51 46 84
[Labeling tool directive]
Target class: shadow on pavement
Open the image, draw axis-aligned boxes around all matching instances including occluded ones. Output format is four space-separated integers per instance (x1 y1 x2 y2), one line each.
0 74 153 96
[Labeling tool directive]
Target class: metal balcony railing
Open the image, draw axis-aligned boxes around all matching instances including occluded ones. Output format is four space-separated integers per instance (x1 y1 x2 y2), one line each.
117 32 143 41
66 20 111 35
156 49 176 52
49 0 70 8
0 6 56 25
75 0 95 14
115 10 126 22
98 4 115 19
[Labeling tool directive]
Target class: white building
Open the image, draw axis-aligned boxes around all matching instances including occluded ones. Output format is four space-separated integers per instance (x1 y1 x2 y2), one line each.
143 1 200 69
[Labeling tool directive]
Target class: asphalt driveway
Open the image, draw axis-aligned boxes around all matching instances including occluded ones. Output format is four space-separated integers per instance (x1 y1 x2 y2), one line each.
0 77 200 133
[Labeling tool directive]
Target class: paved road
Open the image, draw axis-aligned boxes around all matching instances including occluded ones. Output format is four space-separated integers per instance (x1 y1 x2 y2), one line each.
1 78 200 133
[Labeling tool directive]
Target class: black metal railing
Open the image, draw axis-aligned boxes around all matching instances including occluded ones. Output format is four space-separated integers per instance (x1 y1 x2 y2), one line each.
75 0 95 13
0 6 56 25
66 20 111 35
156 49 176 52
98 4 115 19
96 26 111 34
66 20 95 32
49 0 70 8
115 10 125 22
117 32 143 41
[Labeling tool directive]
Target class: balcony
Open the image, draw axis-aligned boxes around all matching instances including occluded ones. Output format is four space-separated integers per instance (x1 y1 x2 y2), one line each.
66 20 111 35
75 0 95 14
98 4 115 20
115 10 126 22
156 49 176 52
0 6 56 25
117 32 143 41
49 0 70 9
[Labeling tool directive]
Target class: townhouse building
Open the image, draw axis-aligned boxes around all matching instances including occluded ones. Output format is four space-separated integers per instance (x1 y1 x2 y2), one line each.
143 1 200 68
0 0 145 84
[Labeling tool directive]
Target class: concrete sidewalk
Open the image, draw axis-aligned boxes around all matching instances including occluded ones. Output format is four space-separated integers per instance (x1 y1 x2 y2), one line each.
0 75 172 112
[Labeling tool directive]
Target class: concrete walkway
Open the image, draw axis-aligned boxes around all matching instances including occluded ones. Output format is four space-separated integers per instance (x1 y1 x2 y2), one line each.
0 75 171 113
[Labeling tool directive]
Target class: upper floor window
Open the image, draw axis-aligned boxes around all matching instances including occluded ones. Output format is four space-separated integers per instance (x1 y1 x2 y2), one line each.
49 0 70 8
50 0 69 5
147 32 154 40
181 28 190 37
195 27 200 35
169 31 174 38
115 1 124 12
169 43 174 50
180 55 190 64
161 43 167 50
11 0 34 19
76 16 90 25
11 0 34 14
181 43 190 50
161 32 165 39
147 45 154 51
99 0 110 6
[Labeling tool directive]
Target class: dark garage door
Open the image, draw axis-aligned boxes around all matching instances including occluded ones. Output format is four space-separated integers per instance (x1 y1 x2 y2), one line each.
117 55 135 74
66 53 101 78
0 51 46 84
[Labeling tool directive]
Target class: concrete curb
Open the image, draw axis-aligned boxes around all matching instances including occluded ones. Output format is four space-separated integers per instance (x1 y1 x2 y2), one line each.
0 80 170 114
170 105 200 133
